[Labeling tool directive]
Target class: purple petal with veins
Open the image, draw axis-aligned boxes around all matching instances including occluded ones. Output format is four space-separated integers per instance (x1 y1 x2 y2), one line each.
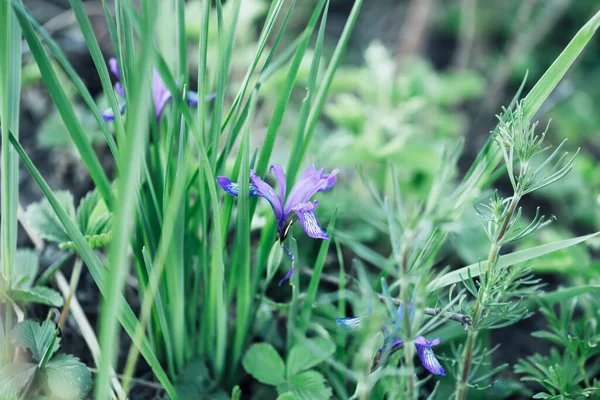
289 201 329 239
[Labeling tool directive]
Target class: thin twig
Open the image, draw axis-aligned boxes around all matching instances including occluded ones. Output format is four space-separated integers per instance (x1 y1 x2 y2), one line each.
395 0 435 70
88 367 165 391
453 0 477 70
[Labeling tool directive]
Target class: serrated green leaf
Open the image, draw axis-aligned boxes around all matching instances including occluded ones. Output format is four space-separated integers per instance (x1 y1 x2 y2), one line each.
0 362 37 398
11 320 60 362
25 191 75 244
9 286 64 307
12 248 39 289
287 370 332 400
242 343 285 386
44 354 92 400
76 188 112 237
287 337 335 378
76 188 100 233
428 231 600 290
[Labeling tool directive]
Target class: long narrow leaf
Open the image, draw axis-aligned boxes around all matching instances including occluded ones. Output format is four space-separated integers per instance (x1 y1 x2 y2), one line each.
428 231 600 290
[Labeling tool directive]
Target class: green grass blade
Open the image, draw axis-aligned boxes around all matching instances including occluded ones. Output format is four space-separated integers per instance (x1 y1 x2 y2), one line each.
533 285 600 307
141 247 176 377
196 0 210 148
94 1 156 396
253 0 327 178
9 133 178 398
290 0 364 183
232 92 256 366
287 0 328 184
0 2 21 365
217 0 291 167
523 10 600 121
428 231 600 291
67 0 126 146
11 0 119 159
12 1 114 209
0 1 20 291
298 208 338 335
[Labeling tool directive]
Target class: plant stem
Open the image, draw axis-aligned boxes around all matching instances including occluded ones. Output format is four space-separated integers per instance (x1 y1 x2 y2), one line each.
58 257 83 328
455 194 520 400
398 242 415 399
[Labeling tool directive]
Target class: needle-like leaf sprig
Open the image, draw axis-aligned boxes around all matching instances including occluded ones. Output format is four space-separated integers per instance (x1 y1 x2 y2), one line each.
475 193 553 246
494 101 579 196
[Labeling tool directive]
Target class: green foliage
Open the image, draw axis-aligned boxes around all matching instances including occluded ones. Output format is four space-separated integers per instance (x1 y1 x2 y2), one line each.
25 188 112 251
37 105 105 150
0 249 63 307
515 301 600 399
243 343 286 386
322 44 483 177
0 320 92 400
243 338 335 399
7 0 600 399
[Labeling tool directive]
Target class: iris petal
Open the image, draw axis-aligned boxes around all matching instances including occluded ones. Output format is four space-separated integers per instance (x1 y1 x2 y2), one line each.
270 164 287 202
335 316 364 330
152 69 173 120
415 343 446 376
109 57 121 80
250 171 284 223
289 201 329 239
216 176 261 197
101 100 127 121
186 91 216 105
114 82 125 97
285 166 338 213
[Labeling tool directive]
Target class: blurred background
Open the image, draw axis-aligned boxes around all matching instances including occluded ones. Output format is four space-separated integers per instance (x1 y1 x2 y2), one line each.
13 0 600 397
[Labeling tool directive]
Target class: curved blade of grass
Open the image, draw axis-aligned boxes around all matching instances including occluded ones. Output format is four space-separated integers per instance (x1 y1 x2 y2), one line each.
217 0 294 170
232 91 256 366
298 208 338 335
533 284 600 307
9 133 177 398
428 231 600 291
522 10 600 120
94 0 157 395
10 0 119 159
288 0 364 183
152 53 229 377
253 0 327 178
66 0 126 147
287 0 328 186
12 1 114 209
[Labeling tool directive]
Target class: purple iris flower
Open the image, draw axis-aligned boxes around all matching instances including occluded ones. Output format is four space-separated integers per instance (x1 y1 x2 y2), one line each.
336 302 446 376
218 164 337 284
101 57 216 121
